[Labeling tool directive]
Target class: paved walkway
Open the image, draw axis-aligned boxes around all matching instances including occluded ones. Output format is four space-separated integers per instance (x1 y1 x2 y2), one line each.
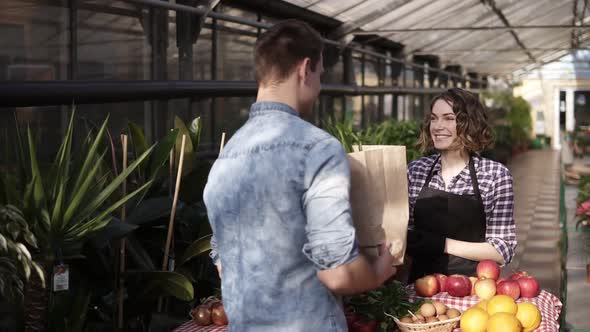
502 150 562 297
505 149 590 331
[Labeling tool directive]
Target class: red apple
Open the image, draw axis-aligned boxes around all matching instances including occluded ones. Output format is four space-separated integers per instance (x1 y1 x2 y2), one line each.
496 280 521 300
446 274 471 297
434 273 448 293
415 275 439 297
517 276 540 298
352 319 378 332
496 277 508 286
469 277 478 295
509 271 529 280
346 312 361 330
476 260 501 280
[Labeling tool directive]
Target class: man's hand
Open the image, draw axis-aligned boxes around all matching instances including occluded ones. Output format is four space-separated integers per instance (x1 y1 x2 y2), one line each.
374 243 397 284
316 242 397 295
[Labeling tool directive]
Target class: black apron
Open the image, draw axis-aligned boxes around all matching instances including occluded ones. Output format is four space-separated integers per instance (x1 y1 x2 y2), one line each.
409 155 486 282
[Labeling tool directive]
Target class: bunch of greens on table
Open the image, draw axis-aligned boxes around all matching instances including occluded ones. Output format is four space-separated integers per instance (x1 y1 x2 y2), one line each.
346 281 424 332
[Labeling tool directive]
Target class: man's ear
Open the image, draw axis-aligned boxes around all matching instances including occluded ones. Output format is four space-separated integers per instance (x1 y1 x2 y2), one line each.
298 58 311 83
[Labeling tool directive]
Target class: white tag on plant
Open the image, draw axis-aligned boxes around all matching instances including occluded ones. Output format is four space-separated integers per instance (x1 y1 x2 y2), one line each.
53 264 69 292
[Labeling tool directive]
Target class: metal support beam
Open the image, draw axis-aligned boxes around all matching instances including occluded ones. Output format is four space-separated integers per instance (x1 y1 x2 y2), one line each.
328 0 413 40
480 0 537 63
122 0 484 85
0 81 462 108
355 24 590 34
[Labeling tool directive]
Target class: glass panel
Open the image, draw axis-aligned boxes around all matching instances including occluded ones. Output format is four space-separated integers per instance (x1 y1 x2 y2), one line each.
364 95 379 125
216 5 257 81
213 97 255 142
77 2 149 80
346 96 362 127
364 59 379 87
1 106 65 164
194 21 212 80
0 0 69 80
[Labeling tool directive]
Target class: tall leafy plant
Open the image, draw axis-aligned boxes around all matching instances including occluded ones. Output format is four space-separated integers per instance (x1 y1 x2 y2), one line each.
12 110 162 332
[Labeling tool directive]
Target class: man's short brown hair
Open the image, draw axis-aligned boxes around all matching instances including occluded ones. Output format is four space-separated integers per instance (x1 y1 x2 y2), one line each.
417 88 493 154
255 19 324 85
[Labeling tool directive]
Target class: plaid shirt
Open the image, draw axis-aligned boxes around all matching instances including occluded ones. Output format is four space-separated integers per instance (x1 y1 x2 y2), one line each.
407 154 517 266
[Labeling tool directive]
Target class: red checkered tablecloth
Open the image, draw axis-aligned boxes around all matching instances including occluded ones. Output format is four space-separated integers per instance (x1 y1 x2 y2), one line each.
407 285 562 332
173 321 227 332
173 287 562 332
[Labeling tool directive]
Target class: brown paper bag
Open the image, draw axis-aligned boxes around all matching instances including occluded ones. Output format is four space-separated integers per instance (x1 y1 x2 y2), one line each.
348 145 409 265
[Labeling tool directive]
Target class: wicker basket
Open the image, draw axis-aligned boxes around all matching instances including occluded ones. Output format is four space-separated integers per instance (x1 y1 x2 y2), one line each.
393 316 460 332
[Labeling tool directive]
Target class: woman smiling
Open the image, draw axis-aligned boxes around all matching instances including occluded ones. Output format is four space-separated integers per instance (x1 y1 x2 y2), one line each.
406 88 517 282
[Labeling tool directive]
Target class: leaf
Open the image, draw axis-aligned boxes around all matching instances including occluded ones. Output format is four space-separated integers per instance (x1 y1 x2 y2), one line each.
126 235 156 271
70 115 109 200
129 271 194 301
188 117 202 150
87 218 139 249
49 109 75 203
31 261 46 288
174 117 195 176
129 121 149 178
147 129 179 179
27 127 47 212
61 150 107 228
23 231 38 249
126 197 175 225
0 234 6 252
66 180 152 239
73 144 154 224
178 234 212 267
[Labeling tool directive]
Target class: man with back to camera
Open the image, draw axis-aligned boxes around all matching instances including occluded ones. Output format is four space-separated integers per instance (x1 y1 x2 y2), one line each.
203 19 396 331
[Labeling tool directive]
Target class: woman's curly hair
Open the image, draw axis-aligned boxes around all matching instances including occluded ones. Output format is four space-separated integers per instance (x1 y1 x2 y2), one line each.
417 88 493 154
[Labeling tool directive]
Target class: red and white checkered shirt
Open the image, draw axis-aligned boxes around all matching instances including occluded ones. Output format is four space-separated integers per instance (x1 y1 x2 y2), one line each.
407 154 517 265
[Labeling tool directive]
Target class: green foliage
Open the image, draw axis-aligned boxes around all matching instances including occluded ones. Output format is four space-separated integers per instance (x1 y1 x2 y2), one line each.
323 118 422 163
483 91 533 149
0 204 45 304
577 176 590 204
346 281 424 332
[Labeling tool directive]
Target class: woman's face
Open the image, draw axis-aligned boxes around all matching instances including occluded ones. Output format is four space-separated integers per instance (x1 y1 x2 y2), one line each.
430 99 458 151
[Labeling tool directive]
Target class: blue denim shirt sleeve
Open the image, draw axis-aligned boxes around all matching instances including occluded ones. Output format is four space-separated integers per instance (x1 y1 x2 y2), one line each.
209 233 220 266
301 137 359 270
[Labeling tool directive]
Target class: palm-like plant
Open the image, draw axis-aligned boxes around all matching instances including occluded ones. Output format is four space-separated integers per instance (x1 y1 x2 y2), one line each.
12 110 160 331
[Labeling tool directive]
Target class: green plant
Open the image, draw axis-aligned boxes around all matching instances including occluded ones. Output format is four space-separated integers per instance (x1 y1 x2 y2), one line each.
322 118 363 153
0 204 44 304
346 281 424 332
323 118 422 162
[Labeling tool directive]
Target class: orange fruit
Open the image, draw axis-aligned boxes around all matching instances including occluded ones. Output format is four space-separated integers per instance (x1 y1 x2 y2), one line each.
487 295 518 316
516 302 542 332
459 307 488 332
475 300 488 311
487 312 521 332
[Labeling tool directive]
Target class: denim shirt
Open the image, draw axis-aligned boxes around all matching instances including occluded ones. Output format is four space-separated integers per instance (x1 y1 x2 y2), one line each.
203 101 359 332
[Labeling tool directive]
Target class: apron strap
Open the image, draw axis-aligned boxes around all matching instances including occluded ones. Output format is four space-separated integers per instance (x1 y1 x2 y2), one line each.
468 155 484 206
424 154 484 207
423 155 440 188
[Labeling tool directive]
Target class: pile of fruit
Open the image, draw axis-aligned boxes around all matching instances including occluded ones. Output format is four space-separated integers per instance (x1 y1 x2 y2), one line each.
461 295 541 332
414 260 541 300
190 297 228 327
398 301 462 324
